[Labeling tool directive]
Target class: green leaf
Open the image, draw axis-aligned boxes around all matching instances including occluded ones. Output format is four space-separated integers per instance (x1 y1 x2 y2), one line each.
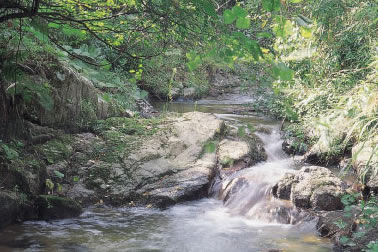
273 0 281 11
290 0 303 2
232 6 248 17
238 126 246 137
102 93 112 103
54 170 65 179
352 231 366 239
48 23 61 29
262 0 273 11
247 40 263 60
273 62 294 81
273 17 293 38
73 176 80 182
0 144 19 160
45 179 54 190
224 9 236 24
262 0 280 12
57 183 63 192
236 17 251 29
300 27 312 38
202 0 217 17
257 32 273 38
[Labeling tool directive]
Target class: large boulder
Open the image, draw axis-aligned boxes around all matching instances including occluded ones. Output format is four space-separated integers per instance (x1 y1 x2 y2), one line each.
36 195 82 220
217 134 266 177
271 172 296 200
24 61 128 127
272 166 346 211
0 191 18 228
65 112 224 208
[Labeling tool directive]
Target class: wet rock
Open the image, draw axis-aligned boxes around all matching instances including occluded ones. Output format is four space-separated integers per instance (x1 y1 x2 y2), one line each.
273 166 345 211
218 139 250 166
217 134 267 176
36 195 82 220
316 210 356 238
67 183 97 206
221 177 249 203
282 134 308 155
136 99 158 118
183 87 196 98
255 126 272 134
0 191 18 228
137 153 216 208
271 172 296 200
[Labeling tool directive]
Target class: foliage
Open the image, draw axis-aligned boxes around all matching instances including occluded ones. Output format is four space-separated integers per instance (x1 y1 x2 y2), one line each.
251 0 377 160
338 193 378 250
140 50 210 99
0 140 20 162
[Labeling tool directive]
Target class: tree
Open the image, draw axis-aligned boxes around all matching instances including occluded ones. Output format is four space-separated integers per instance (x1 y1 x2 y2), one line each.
0 0 220 63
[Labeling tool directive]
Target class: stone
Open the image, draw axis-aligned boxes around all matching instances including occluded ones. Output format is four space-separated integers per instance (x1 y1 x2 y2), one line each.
183 87 196 98
0 191 18 228
218 139 250 165
64 112 224 208
36 195 82 220
217 134 267 176
272 166 346 211
271 172 296 200
25 61 124 127
136 99 158 118
46 161 68 180
316 210 355 238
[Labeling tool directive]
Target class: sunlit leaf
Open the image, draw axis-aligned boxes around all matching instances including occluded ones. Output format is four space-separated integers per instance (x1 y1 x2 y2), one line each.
232 6 248 17
54 170 65 178
300 27 312 38
236 17 250 29
224 9 236 24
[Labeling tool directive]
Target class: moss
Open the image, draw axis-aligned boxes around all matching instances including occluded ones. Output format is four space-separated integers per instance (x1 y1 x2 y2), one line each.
36 195 82 220
221 157 235 167
91 131 141 163
35 135 74 164
92 116 162 136
88 116 165 163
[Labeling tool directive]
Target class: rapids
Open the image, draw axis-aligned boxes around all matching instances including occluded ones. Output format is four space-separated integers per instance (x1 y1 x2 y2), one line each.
0 103 333 252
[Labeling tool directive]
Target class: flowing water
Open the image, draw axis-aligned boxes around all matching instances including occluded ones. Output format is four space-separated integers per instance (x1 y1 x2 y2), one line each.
0 102 333 252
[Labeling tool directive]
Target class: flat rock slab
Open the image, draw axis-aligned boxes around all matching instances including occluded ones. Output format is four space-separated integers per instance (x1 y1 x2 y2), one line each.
66 112 224 208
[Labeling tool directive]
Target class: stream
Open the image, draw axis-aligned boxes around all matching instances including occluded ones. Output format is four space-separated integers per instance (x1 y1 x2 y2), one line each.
0 102 333 252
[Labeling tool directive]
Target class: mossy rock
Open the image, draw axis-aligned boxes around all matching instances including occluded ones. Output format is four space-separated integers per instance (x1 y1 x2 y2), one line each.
92 117 161 136
36 195 82 220
35 135 74 164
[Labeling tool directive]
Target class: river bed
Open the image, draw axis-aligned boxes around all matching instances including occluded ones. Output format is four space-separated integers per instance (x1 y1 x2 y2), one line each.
0 102 334 252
